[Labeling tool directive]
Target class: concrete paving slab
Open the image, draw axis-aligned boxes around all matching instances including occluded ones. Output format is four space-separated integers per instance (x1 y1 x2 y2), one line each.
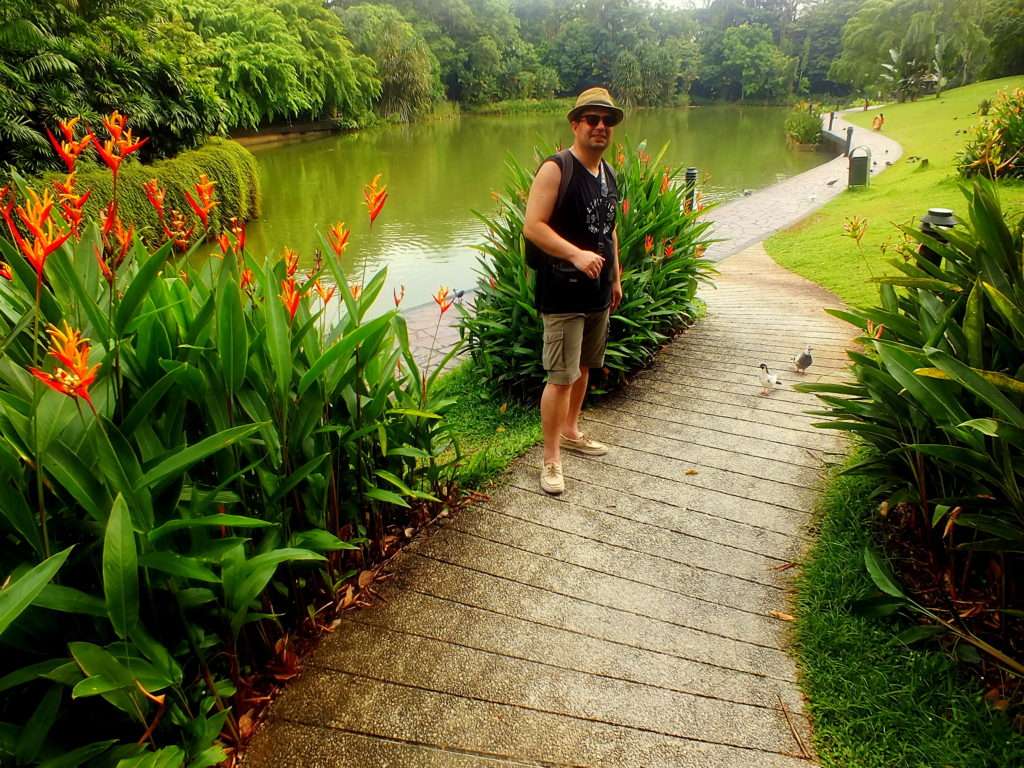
304 621 811 753
394 554 800 681
414 526 788 648
453 504 785 611
501 464 805 562
337 591 805 710
473 483 790 584
271 669 811 767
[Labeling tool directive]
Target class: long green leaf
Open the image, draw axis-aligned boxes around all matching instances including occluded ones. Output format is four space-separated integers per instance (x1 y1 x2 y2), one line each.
115 240 174 333
103 496 138 639
217 279 247 394
0 547 72 636
298 311 394 394
15 684 61 764
863 547 907 599
148 513 274 542
135 424 261 490
264 259 292 403
964 279 984 369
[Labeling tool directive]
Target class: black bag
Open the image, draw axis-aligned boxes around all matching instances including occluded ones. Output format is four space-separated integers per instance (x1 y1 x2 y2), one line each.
524 148 575 270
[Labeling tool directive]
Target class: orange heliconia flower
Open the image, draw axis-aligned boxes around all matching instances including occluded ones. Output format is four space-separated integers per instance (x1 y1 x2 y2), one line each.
91 114 147 177
0 262 11 280
393 284 405 307
240 268 254 292
363 174 388 225
488 275 497 289
216 232 230 255
664 242 675 259
638 149 651 165
2 187 71 283
53 174 92 237
660 169 671 194
165 209 194 253
282 247 299 278
349 283 362 301
433 285 454 315
29 321 100 408
279 278 303 321
98 202 133 282
184 174 217 229
229 216 246 253
313 279 336 304
46 117 93 173
142 179 166 220
622 198 630 216
327 221 350 256
643 234 654 254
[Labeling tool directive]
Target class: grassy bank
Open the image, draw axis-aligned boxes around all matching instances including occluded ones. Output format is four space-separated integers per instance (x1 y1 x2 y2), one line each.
796 454 1024 766
765 76 1024 307
466 97 574 116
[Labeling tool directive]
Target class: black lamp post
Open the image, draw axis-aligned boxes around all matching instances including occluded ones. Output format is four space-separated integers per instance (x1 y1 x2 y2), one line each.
918 207 958 266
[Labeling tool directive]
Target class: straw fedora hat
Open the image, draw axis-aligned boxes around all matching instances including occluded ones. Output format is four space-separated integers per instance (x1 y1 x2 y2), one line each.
567 87 624 124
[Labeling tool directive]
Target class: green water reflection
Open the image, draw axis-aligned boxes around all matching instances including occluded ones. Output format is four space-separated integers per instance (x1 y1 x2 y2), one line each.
247 105 825 310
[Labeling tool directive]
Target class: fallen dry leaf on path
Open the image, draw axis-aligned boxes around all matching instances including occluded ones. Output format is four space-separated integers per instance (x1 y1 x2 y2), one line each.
769 610 795 622
358 569 375 588
684 469 699 476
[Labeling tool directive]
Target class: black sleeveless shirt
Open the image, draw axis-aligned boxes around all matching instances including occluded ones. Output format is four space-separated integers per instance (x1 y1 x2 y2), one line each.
534 153 618 314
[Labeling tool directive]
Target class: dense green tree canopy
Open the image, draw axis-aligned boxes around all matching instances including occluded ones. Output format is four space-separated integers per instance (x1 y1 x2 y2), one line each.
337 4 442 121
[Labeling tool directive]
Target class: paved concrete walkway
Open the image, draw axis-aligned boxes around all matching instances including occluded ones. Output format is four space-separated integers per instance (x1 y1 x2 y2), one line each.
244 242 854 767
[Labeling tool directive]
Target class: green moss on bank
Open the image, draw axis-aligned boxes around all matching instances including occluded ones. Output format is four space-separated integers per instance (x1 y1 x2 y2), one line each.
795 454 1024 766
466 97 574 116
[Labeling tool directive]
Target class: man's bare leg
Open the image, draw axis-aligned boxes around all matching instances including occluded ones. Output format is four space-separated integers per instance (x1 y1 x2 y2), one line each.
562 365 589 439
541 381 573 464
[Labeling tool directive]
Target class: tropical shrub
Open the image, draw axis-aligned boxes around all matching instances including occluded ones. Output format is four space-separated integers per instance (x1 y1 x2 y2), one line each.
459 141 715 401
799 178 1024 671
784 105 822 144
18 138 261 247
0 116 456 765
958 87 1024 180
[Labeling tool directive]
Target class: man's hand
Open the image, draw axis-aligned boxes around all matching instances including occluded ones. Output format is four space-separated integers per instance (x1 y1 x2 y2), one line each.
611 278 623 311
570 249 604 279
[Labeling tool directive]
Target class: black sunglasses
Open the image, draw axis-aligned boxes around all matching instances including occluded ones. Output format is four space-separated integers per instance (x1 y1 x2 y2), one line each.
580 113 619 128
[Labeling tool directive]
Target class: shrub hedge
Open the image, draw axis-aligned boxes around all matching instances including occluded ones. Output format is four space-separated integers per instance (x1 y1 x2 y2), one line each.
15 138 261 244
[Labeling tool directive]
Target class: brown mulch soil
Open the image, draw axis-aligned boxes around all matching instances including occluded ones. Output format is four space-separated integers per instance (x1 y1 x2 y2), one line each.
882 502 1024 728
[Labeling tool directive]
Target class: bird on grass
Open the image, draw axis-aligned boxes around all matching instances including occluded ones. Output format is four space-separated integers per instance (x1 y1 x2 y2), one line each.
794 346 813 374
758 363 783 395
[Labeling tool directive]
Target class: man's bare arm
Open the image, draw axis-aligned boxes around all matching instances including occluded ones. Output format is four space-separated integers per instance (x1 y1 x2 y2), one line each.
523 161 604 279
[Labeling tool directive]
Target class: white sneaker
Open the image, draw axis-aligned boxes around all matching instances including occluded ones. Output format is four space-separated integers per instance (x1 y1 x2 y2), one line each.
560 432 608 456
540 462 565 495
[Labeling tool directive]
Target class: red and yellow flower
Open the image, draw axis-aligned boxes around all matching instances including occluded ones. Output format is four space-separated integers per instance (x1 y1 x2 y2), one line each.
312 279 336 304
433 285 454 315
327 221 350 256
46 117 93 173
229 217 246 253
0 262 11 281
643 234 654 254
1 187 71 283
349 283 362 301
29 321 100 408
184 174 217 228
279 278 303 321
53 174 92 237
240 268 254 292
282 247 299 278
393 284 405 307
363 174 388 225
142 179 166 220
91 113 147 177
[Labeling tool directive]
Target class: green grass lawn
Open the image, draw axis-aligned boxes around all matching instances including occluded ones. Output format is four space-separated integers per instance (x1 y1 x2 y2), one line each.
436 361 541 489
796 456 1024 767
765 76 1024 307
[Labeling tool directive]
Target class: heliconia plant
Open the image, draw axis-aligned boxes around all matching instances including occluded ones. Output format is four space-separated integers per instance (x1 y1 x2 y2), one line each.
460 139 716 400
0 115 458 766
798 178 1024 672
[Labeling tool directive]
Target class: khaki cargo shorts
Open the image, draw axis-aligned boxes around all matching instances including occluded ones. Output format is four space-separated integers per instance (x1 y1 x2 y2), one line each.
542 309 610 386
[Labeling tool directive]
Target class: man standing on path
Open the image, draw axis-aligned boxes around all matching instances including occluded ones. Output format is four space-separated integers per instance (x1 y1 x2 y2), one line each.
523 87 623 495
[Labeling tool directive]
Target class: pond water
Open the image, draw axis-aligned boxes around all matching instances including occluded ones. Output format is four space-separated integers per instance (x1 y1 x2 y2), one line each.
246 105 825 310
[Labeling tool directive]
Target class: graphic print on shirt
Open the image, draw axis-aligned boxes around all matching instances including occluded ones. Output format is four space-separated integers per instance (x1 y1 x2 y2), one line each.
585 195 617 238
